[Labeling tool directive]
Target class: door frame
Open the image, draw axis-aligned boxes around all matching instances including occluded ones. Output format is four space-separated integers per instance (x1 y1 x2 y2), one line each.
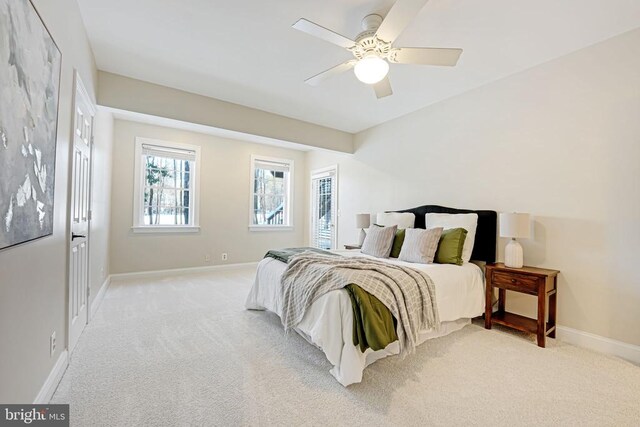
66 70 96 354
309 165 339 249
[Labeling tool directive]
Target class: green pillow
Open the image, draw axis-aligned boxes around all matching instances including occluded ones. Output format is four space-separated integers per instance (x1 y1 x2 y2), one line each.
435 228 467 265
374 224 405 258
389 228 406 258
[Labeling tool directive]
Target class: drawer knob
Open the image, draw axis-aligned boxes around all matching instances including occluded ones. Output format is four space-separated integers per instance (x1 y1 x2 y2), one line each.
511 278 517 283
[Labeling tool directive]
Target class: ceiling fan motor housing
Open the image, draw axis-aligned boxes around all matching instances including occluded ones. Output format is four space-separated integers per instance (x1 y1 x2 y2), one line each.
351 14 391 60
361 13 383 31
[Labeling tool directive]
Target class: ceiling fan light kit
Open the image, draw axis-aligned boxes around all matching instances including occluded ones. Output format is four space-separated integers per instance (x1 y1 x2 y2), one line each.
354 54 389 84
292 0 463 99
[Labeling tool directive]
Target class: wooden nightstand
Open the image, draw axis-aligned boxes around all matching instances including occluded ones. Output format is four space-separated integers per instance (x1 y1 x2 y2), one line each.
484 263 560 348
343 244 362 250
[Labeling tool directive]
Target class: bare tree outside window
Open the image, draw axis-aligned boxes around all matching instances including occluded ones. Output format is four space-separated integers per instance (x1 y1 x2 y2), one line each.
251 157 292 227
143 155 192 225
253 168 286 225
133 138 199 232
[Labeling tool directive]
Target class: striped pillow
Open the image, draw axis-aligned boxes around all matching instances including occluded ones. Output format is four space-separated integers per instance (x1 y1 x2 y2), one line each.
398 227 444 264
361 225 397 258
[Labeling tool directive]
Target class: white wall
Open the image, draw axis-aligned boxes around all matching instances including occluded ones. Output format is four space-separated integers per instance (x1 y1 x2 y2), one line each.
306 29 640 347
0 0 103 403
98 72 354 153
109 119 307 274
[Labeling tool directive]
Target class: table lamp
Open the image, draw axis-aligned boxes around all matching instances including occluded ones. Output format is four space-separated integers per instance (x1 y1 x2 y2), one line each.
355 214 370 246
499 212 531 268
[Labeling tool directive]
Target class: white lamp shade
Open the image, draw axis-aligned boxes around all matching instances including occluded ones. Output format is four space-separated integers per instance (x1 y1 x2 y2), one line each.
499 213 531 239
355 213 371 229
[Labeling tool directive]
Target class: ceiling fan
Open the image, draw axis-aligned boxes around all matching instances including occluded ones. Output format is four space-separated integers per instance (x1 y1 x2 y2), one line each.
292 0 463 99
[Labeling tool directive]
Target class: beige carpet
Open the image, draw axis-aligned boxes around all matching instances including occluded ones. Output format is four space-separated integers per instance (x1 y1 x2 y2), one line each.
52 266 640 426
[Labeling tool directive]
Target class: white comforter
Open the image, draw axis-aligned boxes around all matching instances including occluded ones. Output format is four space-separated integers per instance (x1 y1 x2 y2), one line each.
245 250 485 386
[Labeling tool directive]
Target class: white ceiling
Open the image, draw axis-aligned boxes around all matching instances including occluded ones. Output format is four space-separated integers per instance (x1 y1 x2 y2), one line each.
78 0 640 133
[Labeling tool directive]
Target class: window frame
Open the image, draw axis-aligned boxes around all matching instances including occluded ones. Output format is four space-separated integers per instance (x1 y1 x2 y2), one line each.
249 154 294 231
132 137 201 233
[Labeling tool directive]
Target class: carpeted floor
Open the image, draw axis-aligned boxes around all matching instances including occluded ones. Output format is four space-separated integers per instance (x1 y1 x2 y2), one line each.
52 266 640 426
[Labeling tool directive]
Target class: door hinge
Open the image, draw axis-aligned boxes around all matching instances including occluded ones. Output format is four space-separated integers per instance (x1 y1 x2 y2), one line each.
87 286 90 297
88 209 92 221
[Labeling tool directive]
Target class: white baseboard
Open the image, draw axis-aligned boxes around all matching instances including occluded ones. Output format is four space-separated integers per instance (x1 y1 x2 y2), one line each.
33 350 68 404
110 262 259 281
557 325 640 365
90 275 111 320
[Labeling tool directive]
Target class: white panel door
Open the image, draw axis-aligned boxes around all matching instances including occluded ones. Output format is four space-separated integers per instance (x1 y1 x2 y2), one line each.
311 167 338 250
68 73 95 354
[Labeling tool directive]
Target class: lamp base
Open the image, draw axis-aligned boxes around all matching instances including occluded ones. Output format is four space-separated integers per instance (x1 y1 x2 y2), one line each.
358 228 367 246
504 239 524 268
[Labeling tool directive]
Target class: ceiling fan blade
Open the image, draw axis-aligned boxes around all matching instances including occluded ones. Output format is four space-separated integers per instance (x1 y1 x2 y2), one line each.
388 47 462 66
375 0 430 43
292 19 355 49
305 61 356 86
373 76 393 99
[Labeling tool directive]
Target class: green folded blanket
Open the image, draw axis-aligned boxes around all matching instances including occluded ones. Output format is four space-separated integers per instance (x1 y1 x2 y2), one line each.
345 284 398 352
264 247 398 352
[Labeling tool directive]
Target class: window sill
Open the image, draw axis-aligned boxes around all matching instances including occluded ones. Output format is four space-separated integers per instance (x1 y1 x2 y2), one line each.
131 226 200 234
249 225 294 232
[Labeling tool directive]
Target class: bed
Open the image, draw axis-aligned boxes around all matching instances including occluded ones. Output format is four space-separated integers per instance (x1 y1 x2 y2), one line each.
245 205 497 386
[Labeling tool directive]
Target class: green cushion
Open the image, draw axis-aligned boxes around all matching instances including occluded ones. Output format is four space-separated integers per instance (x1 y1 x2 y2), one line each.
435 228 468 265
374 224 405 258
389 228 406 258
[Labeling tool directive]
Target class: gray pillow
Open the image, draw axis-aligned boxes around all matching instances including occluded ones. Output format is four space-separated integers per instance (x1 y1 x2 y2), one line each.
398 227 444 264
361 225 397 258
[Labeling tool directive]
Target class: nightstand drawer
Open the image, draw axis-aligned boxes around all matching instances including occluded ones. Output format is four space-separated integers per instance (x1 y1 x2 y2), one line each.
492 271 539 293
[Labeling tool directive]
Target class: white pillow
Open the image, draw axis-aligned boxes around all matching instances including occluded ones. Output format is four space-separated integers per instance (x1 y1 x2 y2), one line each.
376 212 415 229
425 213 478 263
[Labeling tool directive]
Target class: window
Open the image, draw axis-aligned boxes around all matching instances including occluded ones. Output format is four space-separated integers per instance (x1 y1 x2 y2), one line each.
250 155 293 230
133 138 200 232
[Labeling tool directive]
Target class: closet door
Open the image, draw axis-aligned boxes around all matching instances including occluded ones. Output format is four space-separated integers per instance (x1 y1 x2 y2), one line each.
68 72 95 354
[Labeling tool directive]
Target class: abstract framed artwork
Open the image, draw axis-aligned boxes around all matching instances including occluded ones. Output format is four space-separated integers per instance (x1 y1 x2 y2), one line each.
0 0 62 250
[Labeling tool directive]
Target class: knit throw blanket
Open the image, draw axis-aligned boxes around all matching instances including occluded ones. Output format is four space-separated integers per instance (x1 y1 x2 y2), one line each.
280 251 440 356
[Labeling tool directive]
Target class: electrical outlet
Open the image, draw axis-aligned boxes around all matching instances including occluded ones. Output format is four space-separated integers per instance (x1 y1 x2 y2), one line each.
204 254 211 263
221 253 228 261
50 332 56 357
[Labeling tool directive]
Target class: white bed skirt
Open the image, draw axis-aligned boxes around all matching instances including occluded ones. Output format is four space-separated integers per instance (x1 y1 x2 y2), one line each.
295 317 471 385
245 254 484 386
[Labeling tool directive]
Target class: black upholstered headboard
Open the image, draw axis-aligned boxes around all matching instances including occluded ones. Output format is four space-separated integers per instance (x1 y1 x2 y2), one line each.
392 205 497 263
